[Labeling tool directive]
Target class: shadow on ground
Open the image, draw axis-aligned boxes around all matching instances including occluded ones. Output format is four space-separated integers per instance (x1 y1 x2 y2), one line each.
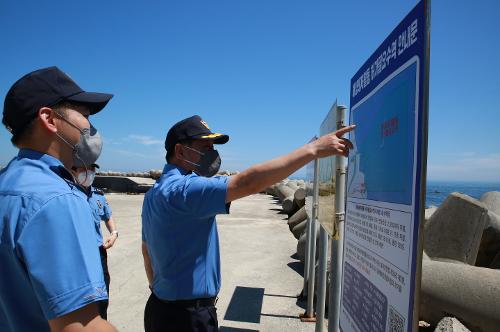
287 261 304 277
219 327 259 332
224 286 264 324
224 286 305 324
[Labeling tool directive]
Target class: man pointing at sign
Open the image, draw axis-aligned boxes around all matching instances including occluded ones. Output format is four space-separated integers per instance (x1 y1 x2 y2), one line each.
141 114 355 332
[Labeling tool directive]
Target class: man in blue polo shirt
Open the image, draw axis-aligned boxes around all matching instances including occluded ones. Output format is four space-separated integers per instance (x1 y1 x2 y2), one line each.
141 115 355 331
71 162 119 320
0 67 117 331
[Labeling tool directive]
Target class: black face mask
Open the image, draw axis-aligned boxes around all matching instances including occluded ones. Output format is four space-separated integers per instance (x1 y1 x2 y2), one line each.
182 145 221 177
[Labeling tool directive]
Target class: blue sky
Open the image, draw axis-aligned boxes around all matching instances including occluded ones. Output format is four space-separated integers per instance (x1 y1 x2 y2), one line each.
1 0 499 182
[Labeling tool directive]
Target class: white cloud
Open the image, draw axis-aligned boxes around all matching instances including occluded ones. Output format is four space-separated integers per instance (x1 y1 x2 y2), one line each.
102 137 123 145
428 153 500 182
109 149 159 159
128 135 163 146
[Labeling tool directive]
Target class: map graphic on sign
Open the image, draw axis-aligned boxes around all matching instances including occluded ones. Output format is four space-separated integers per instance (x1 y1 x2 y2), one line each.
347 59 418 206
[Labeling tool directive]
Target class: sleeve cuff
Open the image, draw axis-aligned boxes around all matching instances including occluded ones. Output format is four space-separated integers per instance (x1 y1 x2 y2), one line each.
44 281 108 320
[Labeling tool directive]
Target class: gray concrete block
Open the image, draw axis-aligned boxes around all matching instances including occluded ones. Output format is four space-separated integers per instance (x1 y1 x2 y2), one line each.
265 184 277 197
296 222 319 263
294 187 306 201
293 196 305 210
284 188 306 215
434 317 471 332
424 192 488 264
94 176 154 193
292 219 307 239
276 183 294 203
287 206 307 231
420 258 500 332
476 211 500 267
480 191 500 216
286 181 299 191
282 197 296 214
425 206 438 224
489 250 500 269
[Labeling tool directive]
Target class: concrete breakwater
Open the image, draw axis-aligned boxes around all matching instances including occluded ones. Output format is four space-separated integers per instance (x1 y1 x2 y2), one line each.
94 169 238 193
263 179 500 332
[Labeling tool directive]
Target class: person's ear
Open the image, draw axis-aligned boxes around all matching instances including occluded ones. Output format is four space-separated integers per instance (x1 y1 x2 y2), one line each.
175 143 185 159
38 107 58 134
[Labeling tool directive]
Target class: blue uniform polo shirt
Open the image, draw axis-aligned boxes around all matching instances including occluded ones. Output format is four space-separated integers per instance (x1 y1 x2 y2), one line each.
0 149 107 332
88 188 112 246
141 164 230 301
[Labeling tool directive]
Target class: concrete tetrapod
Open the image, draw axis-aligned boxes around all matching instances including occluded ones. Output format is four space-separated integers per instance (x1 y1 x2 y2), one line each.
424 206 438 225
477 191 500 268
292 219 307 239
286 181 300 191
288 206 307 231
297 222 320 263
434 317 471 332
294 186 306 201
480 191 500 216
490 251 500 269
276 183 294 204
292 187 306 211
476 210 500 268
265 184 277 197
424 192 488 264
284 181 305 215
282 196 297 215
420 256 500 332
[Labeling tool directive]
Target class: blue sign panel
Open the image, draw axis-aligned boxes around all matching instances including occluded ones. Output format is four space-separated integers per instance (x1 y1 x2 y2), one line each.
340 1 429 332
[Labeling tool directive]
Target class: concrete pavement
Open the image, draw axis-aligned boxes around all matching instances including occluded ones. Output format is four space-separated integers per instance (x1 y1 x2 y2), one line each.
105 193 318 332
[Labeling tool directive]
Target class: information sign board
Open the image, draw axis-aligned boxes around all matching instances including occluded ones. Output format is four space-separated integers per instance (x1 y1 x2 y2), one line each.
340 1 430 331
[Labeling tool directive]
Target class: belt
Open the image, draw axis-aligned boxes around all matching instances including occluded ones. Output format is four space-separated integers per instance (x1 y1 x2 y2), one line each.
155 294 218 308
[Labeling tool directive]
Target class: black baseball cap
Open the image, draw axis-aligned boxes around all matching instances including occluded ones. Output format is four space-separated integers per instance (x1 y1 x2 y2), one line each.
165 115 229 152
2 66 113 135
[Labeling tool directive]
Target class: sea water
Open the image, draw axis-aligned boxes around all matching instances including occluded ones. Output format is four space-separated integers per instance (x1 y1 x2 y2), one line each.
426 181 500 207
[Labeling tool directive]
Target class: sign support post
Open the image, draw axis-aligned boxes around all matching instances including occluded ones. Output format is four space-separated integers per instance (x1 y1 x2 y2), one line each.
328 105 347 332
301 156 320 322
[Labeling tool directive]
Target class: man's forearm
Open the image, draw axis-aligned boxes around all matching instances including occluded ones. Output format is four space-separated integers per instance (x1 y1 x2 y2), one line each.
49 303 117 332
226 144 315 202
104 217 117 233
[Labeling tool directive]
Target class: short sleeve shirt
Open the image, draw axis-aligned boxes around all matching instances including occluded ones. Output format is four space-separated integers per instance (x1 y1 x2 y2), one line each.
0 149 107 332
141 164 230 300
88 188 112 245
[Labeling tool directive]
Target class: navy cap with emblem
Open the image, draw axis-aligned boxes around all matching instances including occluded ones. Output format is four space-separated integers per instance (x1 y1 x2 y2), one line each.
2 66 113 135
165 115 229 152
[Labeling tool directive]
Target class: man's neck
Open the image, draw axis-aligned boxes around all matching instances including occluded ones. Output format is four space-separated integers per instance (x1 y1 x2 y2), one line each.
19 141 72 169
169 159 195 173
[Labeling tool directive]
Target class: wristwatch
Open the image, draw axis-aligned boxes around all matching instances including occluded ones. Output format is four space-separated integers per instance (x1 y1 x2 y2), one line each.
111 230 119 237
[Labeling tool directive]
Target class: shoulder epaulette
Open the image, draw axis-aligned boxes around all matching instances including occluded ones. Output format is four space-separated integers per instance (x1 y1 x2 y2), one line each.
93 187 105 196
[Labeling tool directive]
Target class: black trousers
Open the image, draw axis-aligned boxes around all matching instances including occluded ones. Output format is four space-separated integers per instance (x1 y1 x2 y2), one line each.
144 293 219 332
98 246 110 320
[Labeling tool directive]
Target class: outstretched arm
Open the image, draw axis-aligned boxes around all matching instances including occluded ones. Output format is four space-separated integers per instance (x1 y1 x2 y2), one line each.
226 125 355 203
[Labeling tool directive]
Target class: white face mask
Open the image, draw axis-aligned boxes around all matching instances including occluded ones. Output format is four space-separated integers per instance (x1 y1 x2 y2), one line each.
77 170 96 188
